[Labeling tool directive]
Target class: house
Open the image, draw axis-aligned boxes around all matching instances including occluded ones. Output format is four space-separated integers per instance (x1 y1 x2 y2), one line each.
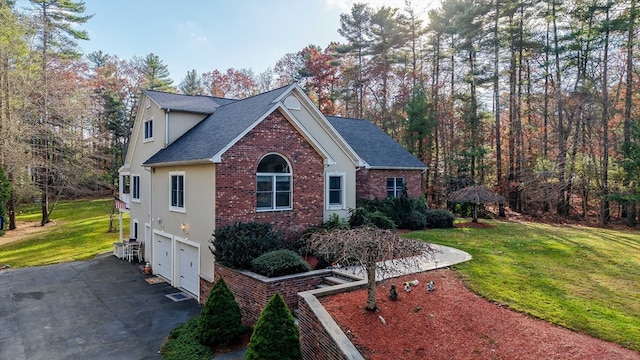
118 84 426 301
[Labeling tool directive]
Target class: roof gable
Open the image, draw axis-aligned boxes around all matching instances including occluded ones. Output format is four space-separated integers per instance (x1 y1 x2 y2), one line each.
326 116 426 170
144 86 291 165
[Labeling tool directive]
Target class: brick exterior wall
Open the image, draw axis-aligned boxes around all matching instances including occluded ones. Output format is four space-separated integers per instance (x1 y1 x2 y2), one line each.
215 111 324 240
298 294 363 360
356 168 424 200
212 264 328 327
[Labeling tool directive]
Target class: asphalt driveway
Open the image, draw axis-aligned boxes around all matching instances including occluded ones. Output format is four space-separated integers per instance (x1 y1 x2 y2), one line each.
0 253 201 360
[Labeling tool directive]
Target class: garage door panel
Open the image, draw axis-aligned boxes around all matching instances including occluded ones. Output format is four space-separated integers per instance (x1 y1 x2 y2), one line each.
154 235 172 281
179 244 199 296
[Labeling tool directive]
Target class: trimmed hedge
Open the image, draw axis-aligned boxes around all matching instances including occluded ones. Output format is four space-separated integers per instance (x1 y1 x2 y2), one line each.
251 249 311 277
425 209 455 228
210 222 284 269
198 278 245 348
245 292 301 360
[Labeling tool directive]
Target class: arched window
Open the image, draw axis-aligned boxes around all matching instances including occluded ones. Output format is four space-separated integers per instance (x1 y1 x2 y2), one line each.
256 154 292 211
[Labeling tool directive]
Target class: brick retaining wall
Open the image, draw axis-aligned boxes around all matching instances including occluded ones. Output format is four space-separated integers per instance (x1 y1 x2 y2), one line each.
212 264 329 327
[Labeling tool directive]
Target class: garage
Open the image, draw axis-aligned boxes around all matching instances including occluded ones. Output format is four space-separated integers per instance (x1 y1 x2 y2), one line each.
178 242 199 296
154 234 173 281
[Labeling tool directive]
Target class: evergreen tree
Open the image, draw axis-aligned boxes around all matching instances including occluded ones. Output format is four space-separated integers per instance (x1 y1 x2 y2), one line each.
245 292 301 360
179 69 202 95
197 278 244 348
28 0 92 226
142 53 174 92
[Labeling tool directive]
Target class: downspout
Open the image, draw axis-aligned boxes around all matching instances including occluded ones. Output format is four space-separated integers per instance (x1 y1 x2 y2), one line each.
144 166 153 262
165 108 170 147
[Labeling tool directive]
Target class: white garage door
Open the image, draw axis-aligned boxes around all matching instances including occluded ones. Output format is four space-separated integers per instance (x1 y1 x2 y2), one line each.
154 235 172 281
178 243 199 296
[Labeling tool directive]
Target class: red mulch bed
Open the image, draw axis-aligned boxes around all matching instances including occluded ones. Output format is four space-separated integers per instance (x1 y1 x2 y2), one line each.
321 269 640 360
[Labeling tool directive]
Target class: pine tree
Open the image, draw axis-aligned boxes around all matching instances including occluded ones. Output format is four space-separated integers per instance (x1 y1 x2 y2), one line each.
142 53 174 92
179 69 202 95
244 292 301 360
197 278 244 348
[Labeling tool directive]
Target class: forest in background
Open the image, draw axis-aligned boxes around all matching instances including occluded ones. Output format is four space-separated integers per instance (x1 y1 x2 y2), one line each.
0 0 638 230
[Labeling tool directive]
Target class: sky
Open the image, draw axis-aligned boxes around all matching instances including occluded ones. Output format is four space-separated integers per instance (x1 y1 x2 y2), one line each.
69 0 440 84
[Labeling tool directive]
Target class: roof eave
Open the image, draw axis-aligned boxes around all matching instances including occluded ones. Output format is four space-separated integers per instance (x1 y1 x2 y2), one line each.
364 165 428 171
143 158 216 168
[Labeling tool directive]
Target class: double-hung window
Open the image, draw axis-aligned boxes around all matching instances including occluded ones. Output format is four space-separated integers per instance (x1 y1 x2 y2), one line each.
326 173 345 209
387 177 404 198
170 172 185 212
143 118 153 141
121 175 130 195
256 154 292 211
131 175 140 201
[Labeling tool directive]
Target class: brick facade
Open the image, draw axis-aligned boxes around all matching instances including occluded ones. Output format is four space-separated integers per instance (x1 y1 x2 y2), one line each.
212 264 328 327
215 110 324 240
355 168 423 200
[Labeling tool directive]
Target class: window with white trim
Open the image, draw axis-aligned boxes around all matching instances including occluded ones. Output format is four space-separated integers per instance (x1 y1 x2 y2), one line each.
326 173 345 209
121 175 130 195
256 154 292 211
386 177 404 198
170 172 185 211
132 220 139 240
143 118 153 141
132 175 140 201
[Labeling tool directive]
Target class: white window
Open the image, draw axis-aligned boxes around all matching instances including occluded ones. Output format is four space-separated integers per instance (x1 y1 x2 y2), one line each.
144 118 153 141
326 173 345 209
256 154 292 211
121 175 130 195
132 220 139 240
170 172 185 212
387 177 404 198
132 175 140 201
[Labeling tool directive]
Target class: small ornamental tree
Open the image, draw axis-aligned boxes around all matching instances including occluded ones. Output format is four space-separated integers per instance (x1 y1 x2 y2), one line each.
244 292 301 360
308 226 435 311
197 278 244 348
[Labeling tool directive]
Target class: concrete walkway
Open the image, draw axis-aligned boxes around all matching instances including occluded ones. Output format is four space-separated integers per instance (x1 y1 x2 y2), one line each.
0 253 201 360
334 243 472 281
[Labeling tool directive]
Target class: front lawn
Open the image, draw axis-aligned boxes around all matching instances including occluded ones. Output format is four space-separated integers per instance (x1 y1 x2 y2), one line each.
405 220 640 352
0 198 129 268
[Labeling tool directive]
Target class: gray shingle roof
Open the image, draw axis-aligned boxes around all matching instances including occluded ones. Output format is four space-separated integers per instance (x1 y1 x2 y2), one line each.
327 116 426 169
144 90 235 114
144 86 291 165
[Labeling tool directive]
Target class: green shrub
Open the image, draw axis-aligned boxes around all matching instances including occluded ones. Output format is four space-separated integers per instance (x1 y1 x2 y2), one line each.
403 210 428 230
354 195 429 230
425 209 455 228
210 222 285 269
368 210 397 229
161 318 214 360
197 278 245 348
349 208 396 230
245 292 301 360
251 249 311 277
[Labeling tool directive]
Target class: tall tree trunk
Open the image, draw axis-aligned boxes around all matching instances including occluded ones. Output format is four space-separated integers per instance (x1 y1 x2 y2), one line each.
600 5 610 225
494 0 505 217
553 0 569 217
624 0 636 226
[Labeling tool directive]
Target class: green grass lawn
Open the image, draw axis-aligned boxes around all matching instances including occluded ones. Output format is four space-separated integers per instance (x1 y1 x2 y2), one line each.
405 220 640 352
0 198 129 268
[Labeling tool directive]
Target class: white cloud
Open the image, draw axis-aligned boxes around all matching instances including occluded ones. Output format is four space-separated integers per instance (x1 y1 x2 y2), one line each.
177 21 209 44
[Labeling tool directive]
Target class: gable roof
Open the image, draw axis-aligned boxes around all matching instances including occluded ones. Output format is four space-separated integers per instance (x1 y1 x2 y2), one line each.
144 90 235 114
326 116 426 170
144 86 291 166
